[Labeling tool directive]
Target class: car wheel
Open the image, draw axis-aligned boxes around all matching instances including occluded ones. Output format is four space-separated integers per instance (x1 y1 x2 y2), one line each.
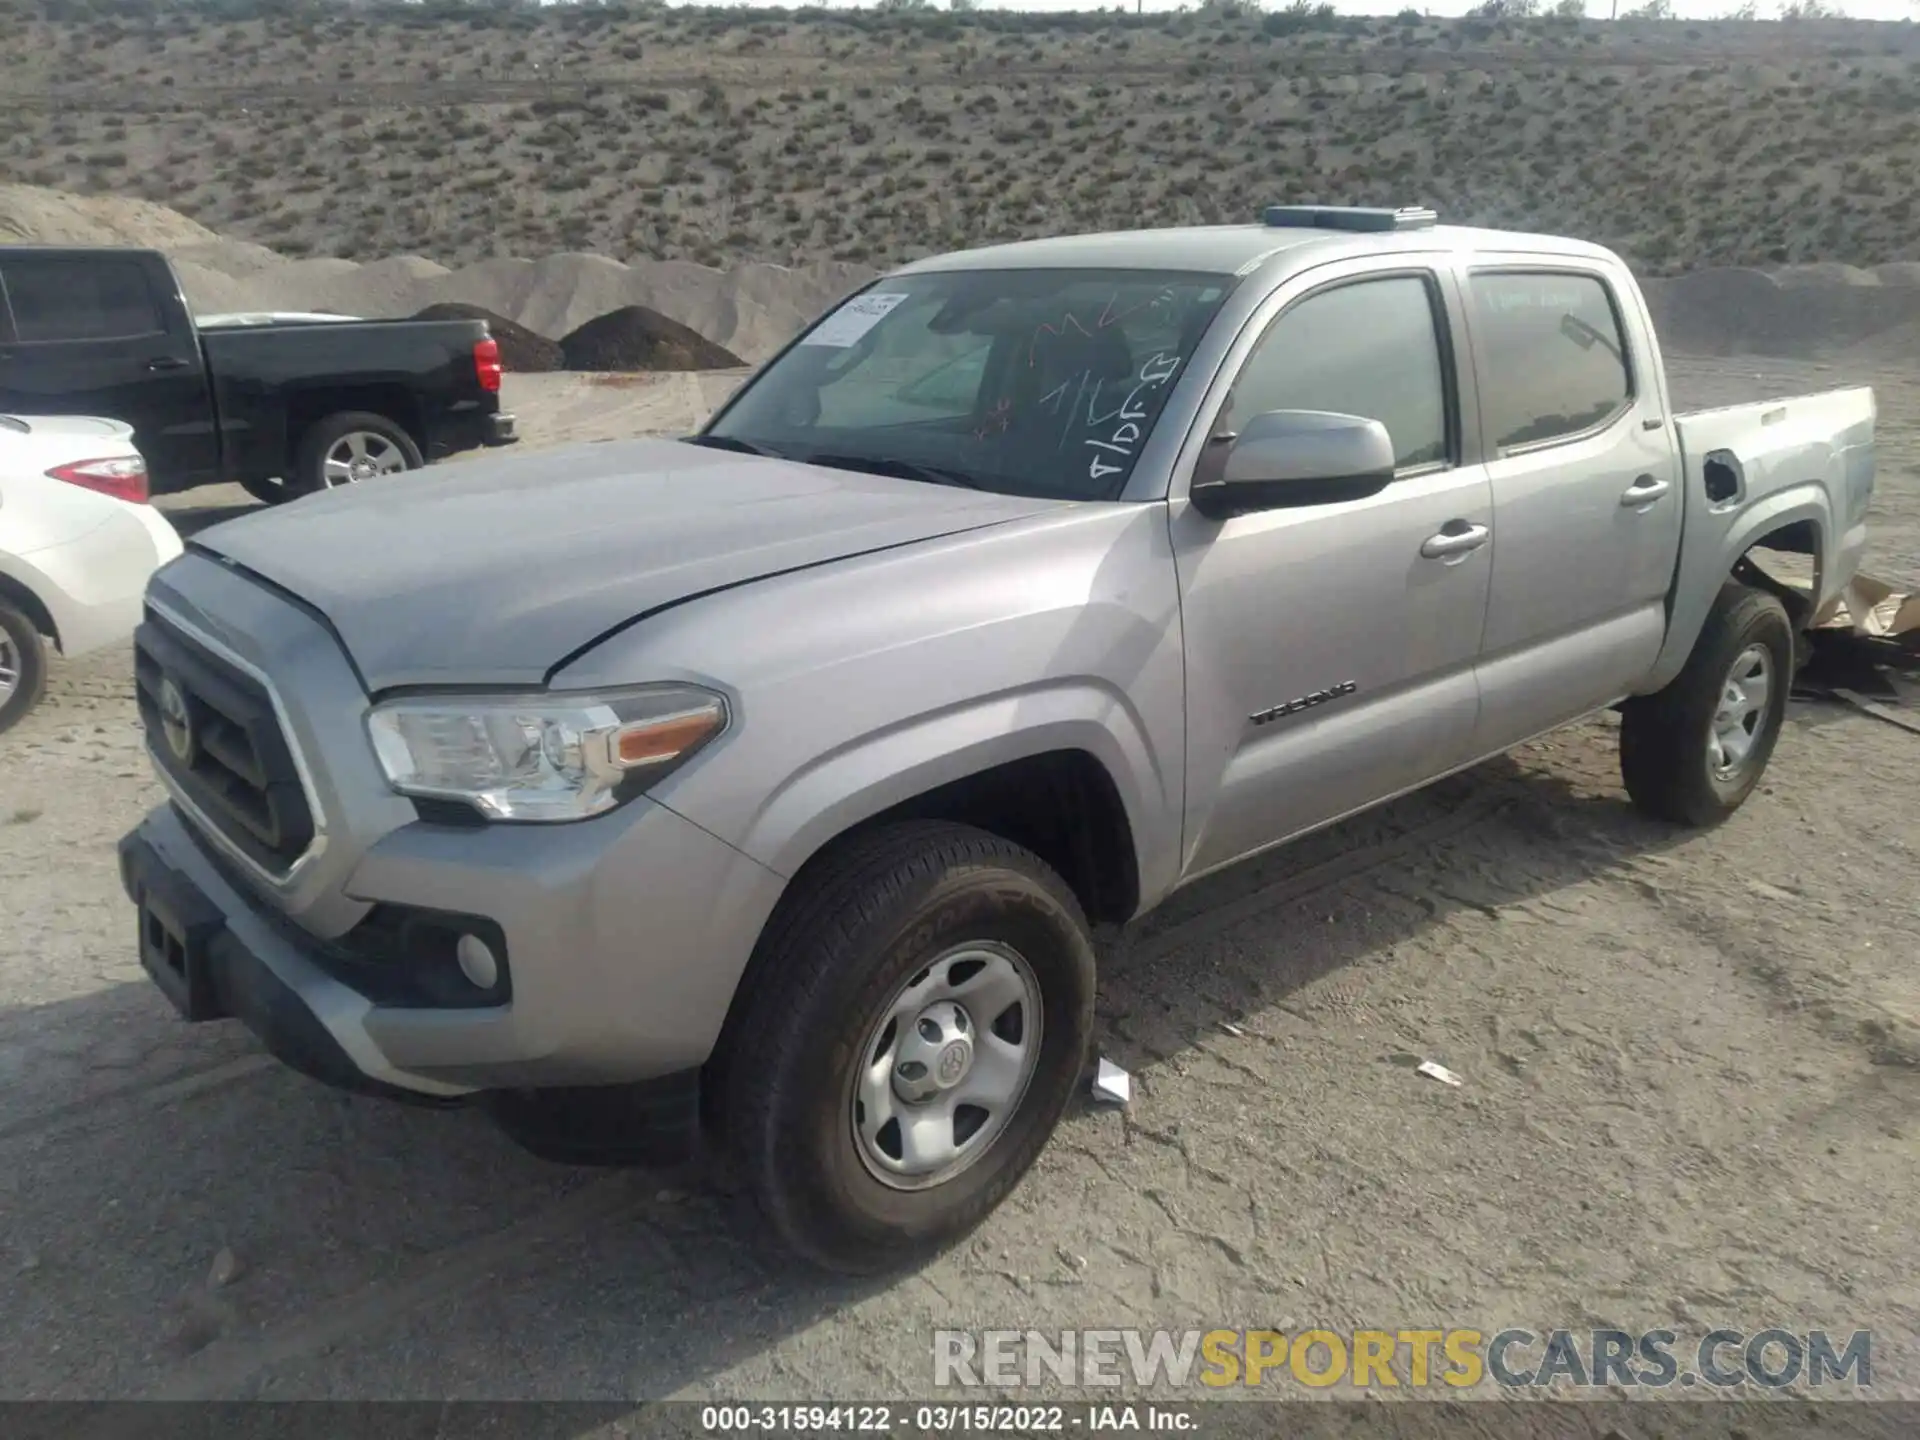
291 412 423 497
0 601 50 736
1620 580 1794 827
717 820 1096 1275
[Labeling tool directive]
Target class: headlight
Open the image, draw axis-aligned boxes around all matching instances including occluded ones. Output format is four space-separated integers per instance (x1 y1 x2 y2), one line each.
365 684 728 822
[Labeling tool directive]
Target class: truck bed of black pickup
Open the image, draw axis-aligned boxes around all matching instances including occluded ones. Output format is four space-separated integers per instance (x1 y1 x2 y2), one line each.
0 245 517 499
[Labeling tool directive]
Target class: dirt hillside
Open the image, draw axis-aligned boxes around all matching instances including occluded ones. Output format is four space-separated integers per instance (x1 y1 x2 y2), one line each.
3 7 1917 282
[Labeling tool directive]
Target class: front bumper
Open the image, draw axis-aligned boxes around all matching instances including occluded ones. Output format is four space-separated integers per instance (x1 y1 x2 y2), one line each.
120 817 460 1106
121 790 785 1096
120 804 737 1161
120 808 471 1104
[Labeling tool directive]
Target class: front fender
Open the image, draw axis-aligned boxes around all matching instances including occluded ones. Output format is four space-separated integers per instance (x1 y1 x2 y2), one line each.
739 679 1178 907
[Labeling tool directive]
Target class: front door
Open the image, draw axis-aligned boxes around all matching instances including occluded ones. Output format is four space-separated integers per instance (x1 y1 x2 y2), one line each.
0 252 217 491
1170 261 1495 881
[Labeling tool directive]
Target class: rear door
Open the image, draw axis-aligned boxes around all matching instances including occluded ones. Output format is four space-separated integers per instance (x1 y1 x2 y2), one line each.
0 252 218 492
1460 259 1683 753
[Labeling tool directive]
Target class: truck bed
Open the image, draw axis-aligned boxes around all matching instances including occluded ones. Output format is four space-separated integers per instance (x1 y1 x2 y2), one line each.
1647 386 1876 691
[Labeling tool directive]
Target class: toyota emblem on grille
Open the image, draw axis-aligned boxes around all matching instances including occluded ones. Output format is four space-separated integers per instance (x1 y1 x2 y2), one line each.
157 676 195 765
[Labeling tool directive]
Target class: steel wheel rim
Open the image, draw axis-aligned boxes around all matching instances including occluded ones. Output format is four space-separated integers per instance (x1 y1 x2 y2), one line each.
850 940 1043 1192
1708 642 1773 781
0 634 18 704
321 431 409 487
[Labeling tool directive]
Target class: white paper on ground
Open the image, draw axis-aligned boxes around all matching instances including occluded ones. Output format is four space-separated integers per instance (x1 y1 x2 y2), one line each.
1092 1057 1132 1106
799 292 910 348
1416 1060 1465 1088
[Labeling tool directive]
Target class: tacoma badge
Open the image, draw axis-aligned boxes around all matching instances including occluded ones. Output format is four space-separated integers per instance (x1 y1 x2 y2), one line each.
1251 680 1357 727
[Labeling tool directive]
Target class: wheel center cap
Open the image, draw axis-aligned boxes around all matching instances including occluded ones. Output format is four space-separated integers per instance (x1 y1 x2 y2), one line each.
892 1000 976 1103
935 1038 972 1087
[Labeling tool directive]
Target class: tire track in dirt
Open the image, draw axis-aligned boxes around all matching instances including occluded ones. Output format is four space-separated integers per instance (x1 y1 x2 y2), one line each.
0 1055 275 1149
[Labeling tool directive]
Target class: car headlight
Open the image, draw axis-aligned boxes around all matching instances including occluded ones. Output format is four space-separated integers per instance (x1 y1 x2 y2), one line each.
365 684 728 822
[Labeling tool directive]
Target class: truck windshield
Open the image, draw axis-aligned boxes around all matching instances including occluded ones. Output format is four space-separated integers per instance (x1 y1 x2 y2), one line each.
701 268 1235 501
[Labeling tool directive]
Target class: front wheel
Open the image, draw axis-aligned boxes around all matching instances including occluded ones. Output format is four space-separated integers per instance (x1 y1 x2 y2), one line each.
1620 580 1794 826
290 412 423 498
717 821 1096 1275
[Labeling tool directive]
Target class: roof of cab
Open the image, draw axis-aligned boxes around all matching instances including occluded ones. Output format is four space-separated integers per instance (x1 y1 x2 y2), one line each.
892 221 1620 278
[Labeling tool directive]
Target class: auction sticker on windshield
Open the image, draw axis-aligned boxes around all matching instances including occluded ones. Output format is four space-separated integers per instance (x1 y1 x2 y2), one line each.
802 292 911 347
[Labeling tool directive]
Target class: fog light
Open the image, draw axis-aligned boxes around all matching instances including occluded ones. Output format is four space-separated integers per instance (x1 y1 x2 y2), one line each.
455 932 500 990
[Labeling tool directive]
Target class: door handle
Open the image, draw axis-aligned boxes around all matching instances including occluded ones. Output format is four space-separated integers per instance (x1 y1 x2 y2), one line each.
1621 475 1671 506
146 356 190 372
1419 522 1490 560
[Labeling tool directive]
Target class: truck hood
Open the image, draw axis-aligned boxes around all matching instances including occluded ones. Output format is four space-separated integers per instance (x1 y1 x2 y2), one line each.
189 438 1066 691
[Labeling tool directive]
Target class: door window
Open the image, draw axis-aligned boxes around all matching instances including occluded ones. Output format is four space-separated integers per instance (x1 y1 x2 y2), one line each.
1467 271 1632 451
1222 274 1451 471
2 257 165 343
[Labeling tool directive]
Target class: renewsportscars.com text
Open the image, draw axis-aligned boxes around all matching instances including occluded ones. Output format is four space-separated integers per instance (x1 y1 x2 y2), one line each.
933 1327 1873 1391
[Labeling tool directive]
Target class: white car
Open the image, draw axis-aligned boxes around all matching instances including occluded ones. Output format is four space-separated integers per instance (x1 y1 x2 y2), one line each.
0 414 183 733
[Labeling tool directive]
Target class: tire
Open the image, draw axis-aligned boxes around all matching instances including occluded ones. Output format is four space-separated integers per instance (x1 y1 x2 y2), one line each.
1620 580 1794 827
289 412 423 497
716 820 1097 1275
238 474 297 506
0 601 50 736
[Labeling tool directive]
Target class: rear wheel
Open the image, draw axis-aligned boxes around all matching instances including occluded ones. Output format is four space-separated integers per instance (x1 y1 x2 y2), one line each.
717 821 1096 1275
290 412 422 498
0 602 50 736
1620 581 1793 826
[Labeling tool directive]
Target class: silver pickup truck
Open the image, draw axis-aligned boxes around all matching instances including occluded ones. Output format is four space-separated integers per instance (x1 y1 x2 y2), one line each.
119 207 1876 1274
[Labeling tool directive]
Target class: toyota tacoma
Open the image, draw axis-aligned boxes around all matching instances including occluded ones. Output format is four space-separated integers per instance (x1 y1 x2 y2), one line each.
117 208 1876 1273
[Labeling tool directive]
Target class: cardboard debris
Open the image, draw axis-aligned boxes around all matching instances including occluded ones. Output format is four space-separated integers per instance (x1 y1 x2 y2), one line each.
1091 1057 1132 1107
1416 1060 1465 1088
1811 573 1920 640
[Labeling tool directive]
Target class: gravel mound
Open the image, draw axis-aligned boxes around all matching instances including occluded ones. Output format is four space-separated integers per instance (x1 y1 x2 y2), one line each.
0 183 221 247
411 302 562 373
558 306 745 372
1771 261 1883 289
1647 265 1920 359
2 183 868 363
1836 318 1920 367
18 181 1910 369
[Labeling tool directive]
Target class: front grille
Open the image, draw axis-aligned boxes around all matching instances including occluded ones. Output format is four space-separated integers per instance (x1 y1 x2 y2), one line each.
134 609 316 877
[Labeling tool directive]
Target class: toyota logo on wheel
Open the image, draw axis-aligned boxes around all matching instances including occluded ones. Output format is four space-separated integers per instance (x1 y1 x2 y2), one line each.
157 676 195 765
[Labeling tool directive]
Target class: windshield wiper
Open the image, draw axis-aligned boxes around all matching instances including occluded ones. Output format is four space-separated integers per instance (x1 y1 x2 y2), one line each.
802 452 986 491
682 434 787 459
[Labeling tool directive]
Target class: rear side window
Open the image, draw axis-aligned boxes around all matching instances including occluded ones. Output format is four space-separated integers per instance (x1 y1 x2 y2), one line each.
1224 275 1450 470
1468 271 1631 451
2 257 165 343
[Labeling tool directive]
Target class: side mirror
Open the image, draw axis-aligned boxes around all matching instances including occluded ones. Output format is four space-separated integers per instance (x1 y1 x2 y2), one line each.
1188 409 1397 520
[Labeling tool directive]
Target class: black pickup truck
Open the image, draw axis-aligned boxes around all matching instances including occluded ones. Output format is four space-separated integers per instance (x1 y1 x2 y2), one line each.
0 245 516 502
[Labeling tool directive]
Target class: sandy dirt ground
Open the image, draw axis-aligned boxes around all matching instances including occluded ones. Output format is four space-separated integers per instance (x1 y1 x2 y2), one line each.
1 360 1917 1409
